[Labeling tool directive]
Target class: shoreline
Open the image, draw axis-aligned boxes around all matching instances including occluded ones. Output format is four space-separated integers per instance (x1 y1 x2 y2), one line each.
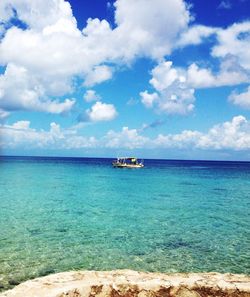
0 270 249 297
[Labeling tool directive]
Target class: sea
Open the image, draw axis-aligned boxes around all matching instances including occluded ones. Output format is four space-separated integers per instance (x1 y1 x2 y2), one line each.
0 156 249 290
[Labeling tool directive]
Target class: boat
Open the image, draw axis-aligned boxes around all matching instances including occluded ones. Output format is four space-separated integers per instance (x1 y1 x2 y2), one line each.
112 157 144 168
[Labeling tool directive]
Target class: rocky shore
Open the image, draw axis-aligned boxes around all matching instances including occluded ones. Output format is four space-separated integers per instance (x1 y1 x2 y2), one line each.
0 270 249 297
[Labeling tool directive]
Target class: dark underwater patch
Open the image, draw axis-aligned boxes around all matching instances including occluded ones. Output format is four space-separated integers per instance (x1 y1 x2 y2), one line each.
55 228 67 233
132 250 146 256
39 268 56 277
74 210 84 215
28 228 42 236
113 235 127 241
213 188 227 192
8 279 21 286
155 239 192 250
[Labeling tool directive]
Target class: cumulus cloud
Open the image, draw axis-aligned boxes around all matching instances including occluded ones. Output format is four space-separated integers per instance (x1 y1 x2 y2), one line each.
187 56 249 88
86 101 118 122
83 65 113 87
0 2 98 115
177 25 217 47
0 120 97 149
153 116 250 150
196 115 250 150
140 91 159 108
83 90 101 102
140 55 249 114
229 86 250 109
81 0 191 62
2 116 250 151
104 126 149 149
113 0 190 60
133 115 250 150
140 61 195 114
0 0 76 30
0 63 75 114
212 21 250 70
0 0 193 117
1 0 248 121
177 22 250 92
103 116 250 151
155 130 202 149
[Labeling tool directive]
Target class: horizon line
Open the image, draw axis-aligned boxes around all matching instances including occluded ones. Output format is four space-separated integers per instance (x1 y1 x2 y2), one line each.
1 154 250 163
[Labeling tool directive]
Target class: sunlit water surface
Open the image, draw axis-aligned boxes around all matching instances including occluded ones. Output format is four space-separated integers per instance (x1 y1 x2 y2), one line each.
0 157 249 290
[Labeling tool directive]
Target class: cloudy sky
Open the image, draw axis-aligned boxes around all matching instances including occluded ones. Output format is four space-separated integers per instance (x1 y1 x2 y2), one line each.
0 0 250 160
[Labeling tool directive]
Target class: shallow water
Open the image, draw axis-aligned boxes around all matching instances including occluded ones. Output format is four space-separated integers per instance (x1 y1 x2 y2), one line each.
0 156 249 290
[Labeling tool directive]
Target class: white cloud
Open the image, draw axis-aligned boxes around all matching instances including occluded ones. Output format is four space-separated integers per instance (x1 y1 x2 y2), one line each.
229 86 250 109
2 116 250 151
140 91 159 108
177 25 217 47
177 21 250 85
83 90 101 102
86 101 118 122
1 0 249 121
0 63 75 114
140 61 195 114
113 0 190 60
0 120 97 149
42 18 80 36
212 22 250 70
83 65 113 87
140 55 250 115
150 61 183 91
0 0 76 30
104 126 149 149
12 120 31 130
187 56 249 88
197 115 250 150
154 130 202 149
0 27 87 82
154 116 250 150
0 0 192 117
0 2 109 116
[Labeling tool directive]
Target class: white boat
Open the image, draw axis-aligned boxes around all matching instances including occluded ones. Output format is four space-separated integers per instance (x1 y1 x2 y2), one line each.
112 157 144 168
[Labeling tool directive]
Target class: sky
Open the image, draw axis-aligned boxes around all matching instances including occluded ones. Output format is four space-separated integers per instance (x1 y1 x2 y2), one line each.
0 0 250 160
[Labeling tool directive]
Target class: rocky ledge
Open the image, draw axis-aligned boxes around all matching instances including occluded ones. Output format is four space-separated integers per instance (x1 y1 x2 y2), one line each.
0 270 249 297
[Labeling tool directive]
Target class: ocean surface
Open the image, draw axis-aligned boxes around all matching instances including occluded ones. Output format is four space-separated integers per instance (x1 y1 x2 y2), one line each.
0 156 249 290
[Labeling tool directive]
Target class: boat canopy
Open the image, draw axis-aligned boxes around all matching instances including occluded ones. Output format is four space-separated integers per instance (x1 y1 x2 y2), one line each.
117 157 137 160
112 157 144 168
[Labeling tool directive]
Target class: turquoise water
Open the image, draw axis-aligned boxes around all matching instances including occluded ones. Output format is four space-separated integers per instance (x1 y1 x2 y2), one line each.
0 156 249 290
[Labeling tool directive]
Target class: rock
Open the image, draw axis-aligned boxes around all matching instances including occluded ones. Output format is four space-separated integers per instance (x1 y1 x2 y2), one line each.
8 279 20 286
0 283 5 290
0 270 249 297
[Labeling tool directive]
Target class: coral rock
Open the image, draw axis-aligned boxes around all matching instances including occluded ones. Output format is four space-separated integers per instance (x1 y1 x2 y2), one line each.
0 270 249 297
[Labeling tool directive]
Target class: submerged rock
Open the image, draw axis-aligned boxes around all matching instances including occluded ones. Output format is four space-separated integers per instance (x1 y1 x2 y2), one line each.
7 279 20 286
0 270 249 297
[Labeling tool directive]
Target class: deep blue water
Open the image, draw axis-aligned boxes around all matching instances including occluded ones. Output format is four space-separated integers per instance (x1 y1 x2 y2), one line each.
0 156 249 290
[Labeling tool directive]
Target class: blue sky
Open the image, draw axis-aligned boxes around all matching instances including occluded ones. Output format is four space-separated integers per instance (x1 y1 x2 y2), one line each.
0 0 250 160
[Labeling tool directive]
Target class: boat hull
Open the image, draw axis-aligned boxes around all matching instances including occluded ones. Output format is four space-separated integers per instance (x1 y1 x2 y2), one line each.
112 163 144 168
